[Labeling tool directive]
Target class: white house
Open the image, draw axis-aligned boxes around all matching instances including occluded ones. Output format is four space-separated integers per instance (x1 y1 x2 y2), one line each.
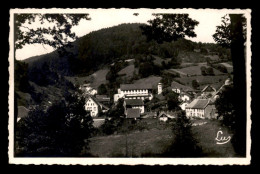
179 92 192 102
85 97 109 117
179 101 189 110
185 99 217 119
124 99 145 114
114 83 153 102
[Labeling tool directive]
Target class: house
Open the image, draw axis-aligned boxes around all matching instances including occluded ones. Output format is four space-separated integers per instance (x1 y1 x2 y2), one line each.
126 108 141 120
179 92 192 102
185 99 217 119
171 81 193 94
95 95 110 105
158 111 175 122
17 106 29 122
201 85 216 97
114 83 153 102
85 97 109 117
80 83 97 96
179 101 190 110
124 99 145 114
205 100 218 119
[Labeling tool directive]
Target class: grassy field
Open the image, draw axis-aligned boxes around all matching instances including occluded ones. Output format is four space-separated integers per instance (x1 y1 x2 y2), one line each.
175 74 229 89
65 68 109 88
173 64 224 76
88 128 173 157
86 118 237 157
192 119 238 157
118 64 138 78
133 75 162 89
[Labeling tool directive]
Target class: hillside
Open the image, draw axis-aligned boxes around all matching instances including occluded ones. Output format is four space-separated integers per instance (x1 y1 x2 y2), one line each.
16 23 232 107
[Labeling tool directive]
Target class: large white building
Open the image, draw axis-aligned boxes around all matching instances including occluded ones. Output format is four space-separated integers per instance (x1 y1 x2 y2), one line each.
114 84 153 102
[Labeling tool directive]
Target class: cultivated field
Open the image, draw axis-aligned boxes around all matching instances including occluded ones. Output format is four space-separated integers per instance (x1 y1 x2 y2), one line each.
175 74 229 89
65 68 109 88
133 75 162 89
118 64 138 78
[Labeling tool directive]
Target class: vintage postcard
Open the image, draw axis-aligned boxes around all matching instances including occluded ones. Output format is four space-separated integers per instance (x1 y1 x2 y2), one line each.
8 8 252 165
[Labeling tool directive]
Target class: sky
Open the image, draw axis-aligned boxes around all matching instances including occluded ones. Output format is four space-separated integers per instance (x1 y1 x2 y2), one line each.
15 9 231 60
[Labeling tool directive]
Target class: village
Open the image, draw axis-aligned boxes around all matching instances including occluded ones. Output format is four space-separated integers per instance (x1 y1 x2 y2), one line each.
77 75 232 126
12 11 247 159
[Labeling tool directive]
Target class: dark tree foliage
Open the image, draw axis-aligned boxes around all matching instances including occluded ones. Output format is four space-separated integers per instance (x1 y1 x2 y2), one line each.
16 93 94 157
192 79 200 89
98 84 108 95
14 60 32 93
213 14 247 156
14 14 90 50
215 85 235 128
165 91 180 111
164 111 202 157
212 15 246 48
201 66 214 76
101 98 125 135
140 14 199 44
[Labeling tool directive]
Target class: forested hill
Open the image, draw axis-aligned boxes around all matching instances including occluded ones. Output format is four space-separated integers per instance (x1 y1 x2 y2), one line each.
23 23 230 77
23 23 147 76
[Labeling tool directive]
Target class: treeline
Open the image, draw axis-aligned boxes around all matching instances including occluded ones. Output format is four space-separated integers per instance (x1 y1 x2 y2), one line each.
24 23 230 79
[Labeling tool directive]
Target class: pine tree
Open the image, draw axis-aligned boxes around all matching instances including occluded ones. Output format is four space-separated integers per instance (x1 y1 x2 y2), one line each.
165 111 202 157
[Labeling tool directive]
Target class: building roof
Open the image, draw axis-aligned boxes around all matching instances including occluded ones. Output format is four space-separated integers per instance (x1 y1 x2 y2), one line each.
86 96 109 110
186 99 209 109
95 95 110 102
158 111 175 118
120 83 152 91
17 106 29 119
126 108 141 118
171 81 193 92
201 85 216 93
124 99 144 106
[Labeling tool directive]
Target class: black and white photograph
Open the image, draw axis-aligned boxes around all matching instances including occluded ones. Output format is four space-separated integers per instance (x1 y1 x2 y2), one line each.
8 8 251 165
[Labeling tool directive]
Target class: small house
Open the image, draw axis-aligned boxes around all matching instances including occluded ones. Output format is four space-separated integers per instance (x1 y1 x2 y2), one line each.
85 96 109 117
158 111 175 122
124 99 145 114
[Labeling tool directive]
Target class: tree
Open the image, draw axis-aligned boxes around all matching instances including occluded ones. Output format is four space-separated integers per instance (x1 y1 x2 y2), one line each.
16 92 94 157
192 79 200 90
212 15 246 48
200 66 207 76
14 14 90 51
206 67 214 76
165 91 180 111
215 85 235 128
213 14 246 156
98 84 108 95
165 111 202 157
140 14 199 44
